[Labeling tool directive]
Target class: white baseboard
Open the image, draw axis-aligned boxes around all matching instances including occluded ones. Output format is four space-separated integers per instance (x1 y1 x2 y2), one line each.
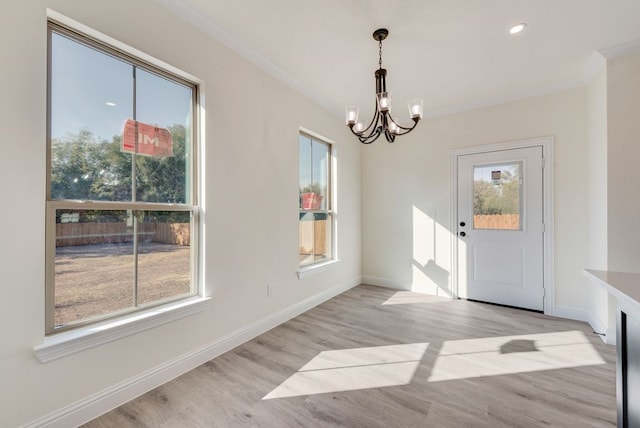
553 305 614 344
361 276 453 298
553 305 590 323
587 312 616 345
361 275 410 290
24 277 361 428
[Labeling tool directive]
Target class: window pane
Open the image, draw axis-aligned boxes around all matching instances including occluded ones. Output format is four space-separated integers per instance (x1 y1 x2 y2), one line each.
50 33 134 201
54 208 195 328
137 211 192 305
299 212 332 266
311 140 329 210
316 212 332 261
50 33 133 142
54 209 134 327
135 69 192 204
473 162 522 230
299 135 312 209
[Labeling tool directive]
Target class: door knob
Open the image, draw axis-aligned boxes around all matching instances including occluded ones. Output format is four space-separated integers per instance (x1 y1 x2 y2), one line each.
459 221 466 227
460 231 466 237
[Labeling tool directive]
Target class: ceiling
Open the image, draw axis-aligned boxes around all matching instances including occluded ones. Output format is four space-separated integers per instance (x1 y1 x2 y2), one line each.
157 0 640 120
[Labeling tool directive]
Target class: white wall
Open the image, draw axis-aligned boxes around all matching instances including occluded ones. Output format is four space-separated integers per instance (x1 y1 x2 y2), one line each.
0 2 361 426
587 64 608 272
362 87 591 314
586 63 613 339
582 49 640 344
607 51 640 273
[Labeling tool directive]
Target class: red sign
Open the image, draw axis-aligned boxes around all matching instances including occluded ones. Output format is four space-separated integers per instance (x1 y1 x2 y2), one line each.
122 119 173 157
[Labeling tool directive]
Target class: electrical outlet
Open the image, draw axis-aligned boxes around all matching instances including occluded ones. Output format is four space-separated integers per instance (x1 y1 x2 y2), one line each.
267 284 272 297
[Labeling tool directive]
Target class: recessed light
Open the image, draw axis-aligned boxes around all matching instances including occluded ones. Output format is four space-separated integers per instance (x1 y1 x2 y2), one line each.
509 23 526 34
105 101 116 107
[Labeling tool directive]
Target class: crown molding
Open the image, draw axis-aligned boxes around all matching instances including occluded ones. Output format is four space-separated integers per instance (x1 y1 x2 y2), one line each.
598 38 640 59
578 51 607 85
153 0 340 117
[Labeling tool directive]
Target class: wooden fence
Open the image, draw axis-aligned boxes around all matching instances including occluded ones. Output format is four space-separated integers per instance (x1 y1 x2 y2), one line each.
299 219 327 255
56 223 190 247
473 214 520 230
153 223 190 246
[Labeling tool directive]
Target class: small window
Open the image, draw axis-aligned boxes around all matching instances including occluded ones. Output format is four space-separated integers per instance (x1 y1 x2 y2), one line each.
46 22 199 333
299 133 333 267
473 162 522 230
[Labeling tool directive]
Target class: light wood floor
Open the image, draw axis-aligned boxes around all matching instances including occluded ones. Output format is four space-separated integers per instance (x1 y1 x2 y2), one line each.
84 285 616 427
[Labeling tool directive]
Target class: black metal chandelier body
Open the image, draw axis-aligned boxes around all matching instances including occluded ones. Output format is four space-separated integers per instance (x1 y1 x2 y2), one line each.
346 28 423 144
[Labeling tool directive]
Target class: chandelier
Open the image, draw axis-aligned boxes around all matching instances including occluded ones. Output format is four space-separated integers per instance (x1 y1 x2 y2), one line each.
346 29 423 144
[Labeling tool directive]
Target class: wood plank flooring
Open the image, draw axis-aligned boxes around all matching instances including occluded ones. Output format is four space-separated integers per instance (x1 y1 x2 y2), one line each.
83 285 616 427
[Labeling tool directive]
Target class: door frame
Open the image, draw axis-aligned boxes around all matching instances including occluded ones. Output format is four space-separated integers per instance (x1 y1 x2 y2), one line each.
450 136 555 315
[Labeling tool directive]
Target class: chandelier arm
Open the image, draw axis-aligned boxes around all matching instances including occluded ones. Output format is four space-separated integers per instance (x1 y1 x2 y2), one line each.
360 101 381 134
349 124 378 141
358 126 383 144
394 119 419 135
386 115 420 135
387 115 420 131
358 128 380 144
351 103 381 140
384 128 396 143
349 116 382 144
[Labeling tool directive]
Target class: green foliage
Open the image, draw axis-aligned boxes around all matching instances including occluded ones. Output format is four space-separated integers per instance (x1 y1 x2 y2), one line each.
50 129 116 201
51 125 189 223
473 170 520 215
300 183 323 195
135 125 187 204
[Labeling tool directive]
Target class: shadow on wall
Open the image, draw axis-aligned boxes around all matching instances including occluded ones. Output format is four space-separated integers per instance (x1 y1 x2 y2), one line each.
412 259 450 296
412 205 452 296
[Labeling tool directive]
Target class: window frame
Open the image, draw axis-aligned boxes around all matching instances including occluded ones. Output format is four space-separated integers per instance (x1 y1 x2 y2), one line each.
45 20 201 335
298 130 336 272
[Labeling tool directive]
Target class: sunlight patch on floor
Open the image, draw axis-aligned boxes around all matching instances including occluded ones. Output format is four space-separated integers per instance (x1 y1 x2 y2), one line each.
382 291 450 306
263 343 429 399
428 330 605 382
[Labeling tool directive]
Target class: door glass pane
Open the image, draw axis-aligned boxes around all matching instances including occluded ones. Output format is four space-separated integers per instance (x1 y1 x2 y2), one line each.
473 162 522 230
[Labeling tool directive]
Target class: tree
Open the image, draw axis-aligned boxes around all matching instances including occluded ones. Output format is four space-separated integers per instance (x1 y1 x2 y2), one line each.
134 124 187 204
51 125 189 223
473 168 520 216
50 129 111 201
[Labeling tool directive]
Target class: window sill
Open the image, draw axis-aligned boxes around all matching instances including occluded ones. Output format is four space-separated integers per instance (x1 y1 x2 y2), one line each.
34 296 210 363
297 259 338 279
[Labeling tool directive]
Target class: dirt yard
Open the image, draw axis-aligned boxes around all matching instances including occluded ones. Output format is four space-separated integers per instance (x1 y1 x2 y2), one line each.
54 242 191 327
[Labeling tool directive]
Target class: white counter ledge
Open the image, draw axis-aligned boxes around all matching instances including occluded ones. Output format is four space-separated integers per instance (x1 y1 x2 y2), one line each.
584 268 640 428
584 269 640 315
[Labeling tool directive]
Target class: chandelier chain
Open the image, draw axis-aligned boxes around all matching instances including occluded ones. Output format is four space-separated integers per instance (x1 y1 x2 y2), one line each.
378 40 383 70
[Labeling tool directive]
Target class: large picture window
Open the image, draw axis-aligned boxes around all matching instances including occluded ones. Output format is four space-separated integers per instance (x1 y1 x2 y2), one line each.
46 22 199 333
299 133 333 267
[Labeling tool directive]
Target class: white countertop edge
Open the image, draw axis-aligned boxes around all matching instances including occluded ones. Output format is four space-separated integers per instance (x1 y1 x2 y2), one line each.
584 269 640 315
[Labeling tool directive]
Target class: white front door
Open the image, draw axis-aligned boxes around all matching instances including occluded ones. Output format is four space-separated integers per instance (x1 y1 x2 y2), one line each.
456 146 544 311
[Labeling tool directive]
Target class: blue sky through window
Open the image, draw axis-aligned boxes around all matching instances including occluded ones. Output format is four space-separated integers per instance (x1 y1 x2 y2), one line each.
51 32 192 142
